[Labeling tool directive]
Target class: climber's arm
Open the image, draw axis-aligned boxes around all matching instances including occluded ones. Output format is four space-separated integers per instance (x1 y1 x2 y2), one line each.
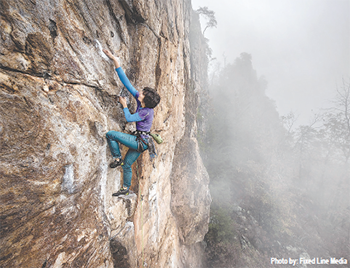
103 49 138 98
119 96 142 122
103 49 120 68
115 67 138 98
123 108 143 122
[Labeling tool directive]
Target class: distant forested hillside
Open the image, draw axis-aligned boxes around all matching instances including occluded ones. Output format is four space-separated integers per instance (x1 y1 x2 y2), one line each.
199 53 350 268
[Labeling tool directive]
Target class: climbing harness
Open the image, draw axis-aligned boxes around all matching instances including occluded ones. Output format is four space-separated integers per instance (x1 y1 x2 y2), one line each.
132 130 150 153
132 130 163 144
132 130 161 159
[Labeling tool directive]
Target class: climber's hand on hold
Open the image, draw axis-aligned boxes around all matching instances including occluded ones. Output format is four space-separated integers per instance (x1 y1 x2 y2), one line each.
103 49 120 68
119 96 127 108
103 49 114 59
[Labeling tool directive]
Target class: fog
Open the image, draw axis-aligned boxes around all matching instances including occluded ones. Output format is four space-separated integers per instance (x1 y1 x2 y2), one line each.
191 1 350 267
192 0 349 126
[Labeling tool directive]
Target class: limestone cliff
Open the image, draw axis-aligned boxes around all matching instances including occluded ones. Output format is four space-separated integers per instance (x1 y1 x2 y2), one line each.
0 0 211 267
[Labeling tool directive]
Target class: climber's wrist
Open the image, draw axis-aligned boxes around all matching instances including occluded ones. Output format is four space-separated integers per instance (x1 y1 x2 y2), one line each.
113 59 120 68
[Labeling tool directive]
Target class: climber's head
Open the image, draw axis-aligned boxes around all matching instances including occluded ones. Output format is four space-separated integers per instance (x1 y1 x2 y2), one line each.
140 87 161 108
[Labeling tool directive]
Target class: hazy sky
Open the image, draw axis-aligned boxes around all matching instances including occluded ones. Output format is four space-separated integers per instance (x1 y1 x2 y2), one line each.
192 0 350 125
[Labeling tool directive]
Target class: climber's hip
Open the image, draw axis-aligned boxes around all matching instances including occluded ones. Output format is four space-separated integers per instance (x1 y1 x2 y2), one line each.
106 131 147 151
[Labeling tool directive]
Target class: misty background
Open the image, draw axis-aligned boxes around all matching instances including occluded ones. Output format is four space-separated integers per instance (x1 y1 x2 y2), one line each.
192 0 349 126
190 1 350 267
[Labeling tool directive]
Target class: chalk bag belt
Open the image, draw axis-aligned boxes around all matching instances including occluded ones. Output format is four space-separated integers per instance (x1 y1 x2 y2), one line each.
132 130 149 153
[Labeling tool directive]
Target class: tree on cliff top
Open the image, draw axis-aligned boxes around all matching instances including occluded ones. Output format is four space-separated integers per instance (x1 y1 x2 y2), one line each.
196 6 217 35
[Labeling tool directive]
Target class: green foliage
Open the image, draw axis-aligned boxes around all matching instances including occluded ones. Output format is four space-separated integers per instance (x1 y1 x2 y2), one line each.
206 205 236 245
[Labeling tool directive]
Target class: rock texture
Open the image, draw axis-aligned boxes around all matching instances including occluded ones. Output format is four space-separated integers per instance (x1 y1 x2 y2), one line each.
0 0 210 267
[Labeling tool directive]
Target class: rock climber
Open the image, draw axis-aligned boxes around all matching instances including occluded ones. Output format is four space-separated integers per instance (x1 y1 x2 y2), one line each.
103 49 161 197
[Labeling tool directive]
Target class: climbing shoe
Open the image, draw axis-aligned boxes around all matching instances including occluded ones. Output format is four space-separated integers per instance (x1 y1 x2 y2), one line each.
109 158 124 168
112 187 129 196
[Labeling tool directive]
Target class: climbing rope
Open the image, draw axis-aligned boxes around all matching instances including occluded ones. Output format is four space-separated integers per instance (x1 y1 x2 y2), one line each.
136 162 145 268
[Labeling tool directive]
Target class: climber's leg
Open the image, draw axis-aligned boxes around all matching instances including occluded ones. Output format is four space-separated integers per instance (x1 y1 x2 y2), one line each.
106 131 139 158
122 148 142 188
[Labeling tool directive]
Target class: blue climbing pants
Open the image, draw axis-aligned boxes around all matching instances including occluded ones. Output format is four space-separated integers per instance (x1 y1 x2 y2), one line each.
106 130 147 188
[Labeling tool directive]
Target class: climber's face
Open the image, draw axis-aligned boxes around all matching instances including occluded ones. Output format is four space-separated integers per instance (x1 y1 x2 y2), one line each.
138 90 145 104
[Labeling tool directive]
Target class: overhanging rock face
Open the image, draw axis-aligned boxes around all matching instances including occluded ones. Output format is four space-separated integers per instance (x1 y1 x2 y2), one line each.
0 0 211 267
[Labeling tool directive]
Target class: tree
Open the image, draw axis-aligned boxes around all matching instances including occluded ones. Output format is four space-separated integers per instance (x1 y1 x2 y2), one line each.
323 78 350 162
281 111 298 134
202 53 286 267
196 7 217 35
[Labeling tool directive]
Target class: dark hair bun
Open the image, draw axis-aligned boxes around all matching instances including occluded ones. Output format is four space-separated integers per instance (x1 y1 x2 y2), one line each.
143 87 161 108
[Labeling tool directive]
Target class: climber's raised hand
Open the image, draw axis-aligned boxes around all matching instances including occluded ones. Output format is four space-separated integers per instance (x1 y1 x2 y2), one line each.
103 49 114 59
103 49 120 68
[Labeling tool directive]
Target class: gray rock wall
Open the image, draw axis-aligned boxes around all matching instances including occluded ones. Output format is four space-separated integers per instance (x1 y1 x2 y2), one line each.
0 0 210 267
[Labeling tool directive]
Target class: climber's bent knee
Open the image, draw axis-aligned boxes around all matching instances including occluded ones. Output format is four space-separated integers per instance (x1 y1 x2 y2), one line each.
106 130 121 140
